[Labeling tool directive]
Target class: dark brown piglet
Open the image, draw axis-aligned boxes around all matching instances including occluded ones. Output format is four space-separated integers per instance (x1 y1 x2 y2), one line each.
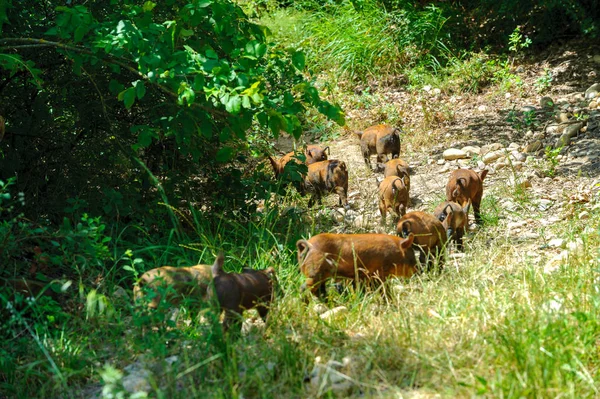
433 200 470 251
209 255 275 332
302 159 349 208
446 168 487 224
354 124 400 171
397 211 447 271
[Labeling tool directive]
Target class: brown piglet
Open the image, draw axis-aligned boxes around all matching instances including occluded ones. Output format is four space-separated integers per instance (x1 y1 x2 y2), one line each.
383 158 410 177
446 168 488 224
268 145 329 178
302 159 349 208
354 124 400 171
397 211 447 271
133 257 215 309
433 200 470 251
209 255 275 332
378 175 409 224
296 233 417 298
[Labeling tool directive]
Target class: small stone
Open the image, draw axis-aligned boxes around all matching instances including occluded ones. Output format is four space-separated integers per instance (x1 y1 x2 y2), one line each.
508 175 532 189
532 131 544 140
495 162 508 170
437 159 445 165
122 369 152 394
313 303 329 315
478 105 487 112
564 122 585 139
508 220 527 229
511 151 527 162
513 161 524 170
590 100 598 109
508 142 520 150
477 160 486 169
522 105 536 112
537 199 553 211
548 238 566 248
585 83 600 99
543 177 552 184
546 124 561 134
526 140 543 153
557 132 571 147
540 96 554 108
480 143 503 155
579 210 590 220
320 306 348 320
113 286 128 299
443 148 468 160
439 164 451 173
555 113 570 123
461 146 481 157
482 150 504 164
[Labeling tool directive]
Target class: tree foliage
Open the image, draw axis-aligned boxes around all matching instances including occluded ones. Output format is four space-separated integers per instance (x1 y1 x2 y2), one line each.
0 0 344 224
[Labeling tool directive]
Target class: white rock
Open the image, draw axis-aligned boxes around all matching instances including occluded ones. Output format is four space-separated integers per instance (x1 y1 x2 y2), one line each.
526 140 543 153
122 369 152 394
478 105 487 112
320 306 348 320
585 83 600 99
579 210 590 220
461 146 481 157
548 238 566 248
495 162 508 170
508 142 520 150
313 303 329 315
482 150 504 164
537 199 553 211
477 160 486 169
437 159 445 165
443 148 468 160
567 239 584 255
513 161 524 170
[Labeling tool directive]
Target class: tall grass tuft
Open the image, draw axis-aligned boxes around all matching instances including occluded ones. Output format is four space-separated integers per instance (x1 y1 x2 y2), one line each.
261 1 452 82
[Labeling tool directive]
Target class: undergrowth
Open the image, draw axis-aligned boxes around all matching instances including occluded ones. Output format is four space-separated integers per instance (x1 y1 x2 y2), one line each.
2 171 600 397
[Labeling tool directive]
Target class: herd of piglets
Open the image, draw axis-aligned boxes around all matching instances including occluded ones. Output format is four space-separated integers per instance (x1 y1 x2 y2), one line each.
134 124 488 331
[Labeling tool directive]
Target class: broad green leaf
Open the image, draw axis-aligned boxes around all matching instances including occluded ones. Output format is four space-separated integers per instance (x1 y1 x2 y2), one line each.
291 51 305 71
241 95 251 109
74 25 87 43
135 81 146 99
225 95 242 114
216 147 234 162
109 79 124 94
119 87 136 109
192 75 205 91
142 1 156 12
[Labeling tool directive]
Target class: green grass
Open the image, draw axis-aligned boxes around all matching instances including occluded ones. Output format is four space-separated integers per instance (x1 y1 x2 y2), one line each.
2 189 600 398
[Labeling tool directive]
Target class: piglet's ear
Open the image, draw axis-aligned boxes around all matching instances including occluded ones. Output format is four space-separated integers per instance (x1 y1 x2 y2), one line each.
401 233 414 249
